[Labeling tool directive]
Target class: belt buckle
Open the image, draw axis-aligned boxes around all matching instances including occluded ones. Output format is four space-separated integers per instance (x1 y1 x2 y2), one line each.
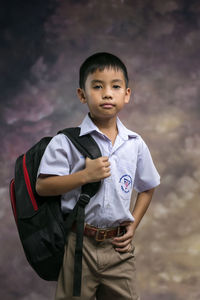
95 229 107 241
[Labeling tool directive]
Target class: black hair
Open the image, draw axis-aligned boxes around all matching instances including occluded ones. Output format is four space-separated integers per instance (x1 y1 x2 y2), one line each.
79 52 129 89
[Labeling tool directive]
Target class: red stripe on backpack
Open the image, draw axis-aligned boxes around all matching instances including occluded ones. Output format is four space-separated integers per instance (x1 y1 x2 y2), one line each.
23 154 38 211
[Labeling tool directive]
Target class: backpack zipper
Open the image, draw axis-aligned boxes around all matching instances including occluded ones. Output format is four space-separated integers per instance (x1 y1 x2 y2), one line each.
23 154 38 211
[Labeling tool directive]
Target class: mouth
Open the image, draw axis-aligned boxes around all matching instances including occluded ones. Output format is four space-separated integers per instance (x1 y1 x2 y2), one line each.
100 103 115 109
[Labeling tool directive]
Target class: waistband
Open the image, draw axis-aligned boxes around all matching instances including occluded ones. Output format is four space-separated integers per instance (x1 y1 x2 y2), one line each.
72 223 126 242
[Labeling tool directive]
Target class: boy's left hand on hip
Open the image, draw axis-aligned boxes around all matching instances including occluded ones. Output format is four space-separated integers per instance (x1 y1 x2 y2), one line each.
112 221 135 253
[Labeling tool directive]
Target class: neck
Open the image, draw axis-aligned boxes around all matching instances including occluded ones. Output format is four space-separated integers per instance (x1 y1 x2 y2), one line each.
89 114 118 145
89 114 117 130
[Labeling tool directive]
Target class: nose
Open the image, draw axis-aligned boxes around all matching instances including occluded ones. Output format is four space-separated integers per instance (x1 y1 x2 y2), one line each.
102 87 113 99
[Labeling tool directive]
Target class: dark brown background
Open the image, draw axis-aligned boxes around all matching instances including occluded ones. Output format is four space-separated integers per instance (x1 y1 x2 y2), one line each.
1 0 200 299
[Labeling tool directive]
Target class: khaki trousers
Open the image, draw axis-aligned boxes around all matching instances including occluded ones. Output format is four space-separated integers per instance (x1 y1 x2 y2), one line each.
55 231 140 300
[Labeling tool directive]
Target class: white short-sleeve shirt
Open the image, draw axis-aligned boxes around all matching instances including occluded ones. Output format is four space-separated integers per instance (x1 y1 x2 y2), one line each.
38 114 160 228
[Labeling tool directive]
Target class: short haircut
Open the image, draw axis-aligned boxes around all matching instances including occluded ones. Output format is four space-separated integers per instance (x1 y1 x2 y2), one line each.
79 52 129 89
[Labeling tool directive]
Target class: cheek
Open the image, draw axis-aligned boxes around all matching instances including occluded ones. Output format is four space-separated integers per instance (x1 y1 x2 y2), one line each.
87 92 100 104
115 90 127 99
86 97 98 111
85 90 97 100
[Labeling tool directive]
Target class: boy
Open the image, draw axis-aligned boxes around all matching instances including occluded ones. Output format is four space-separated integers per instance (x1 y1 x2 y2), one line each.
36 52 160 300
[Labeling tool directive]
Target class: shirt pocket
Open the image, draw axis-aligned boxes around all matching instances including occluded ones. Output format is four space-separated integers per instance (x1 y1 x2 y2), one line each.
113 158 136 201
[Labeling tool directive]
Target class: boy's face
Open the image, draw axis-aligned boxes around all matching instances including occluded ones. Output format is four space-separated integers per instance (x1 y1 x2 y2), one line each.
77 68 131 122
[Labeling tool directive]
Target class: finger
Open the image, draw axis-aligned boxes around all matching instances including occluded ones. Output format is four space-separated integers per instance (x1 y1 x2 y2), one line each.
104 166 111 172
113 231 131 242
112 238 132 248
104 171 111 178
101 156 109 161
105 170 111 176
112 236 132 247
115 246 131 253
115 243 132 253
102 165 110 172
103 162 110 168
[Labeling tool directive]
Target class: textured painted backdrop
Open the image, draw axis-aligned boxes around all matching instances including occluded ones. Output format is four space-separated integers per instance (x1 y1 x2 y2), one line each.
1 0 200 299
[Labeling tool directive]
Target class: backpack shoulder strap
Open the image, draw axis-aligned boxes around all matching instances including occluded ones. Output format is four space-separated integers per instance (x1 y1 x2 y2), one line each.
57 127 102 296
58 127 101 159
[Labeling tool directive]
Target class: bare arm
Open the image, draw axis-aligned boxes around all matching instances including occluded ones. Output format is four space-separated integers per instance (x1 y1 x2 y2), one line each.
112 188 155 252
131 188 155 229
36 156 110 196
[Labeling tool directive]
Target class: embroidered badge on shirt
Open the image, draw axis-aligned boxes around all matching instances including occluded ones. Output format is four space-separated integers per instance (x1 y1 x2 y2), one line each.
119 174 132 193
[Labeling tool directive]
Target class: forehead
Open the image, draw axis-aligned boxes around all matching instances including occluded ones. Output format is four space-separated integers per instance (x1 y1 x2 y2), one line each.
86 68 126 84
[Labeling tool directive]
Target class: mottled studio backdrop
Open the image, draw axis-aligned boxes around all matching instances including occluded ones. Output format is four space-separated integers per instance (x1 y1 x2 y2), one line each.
1 0 200 299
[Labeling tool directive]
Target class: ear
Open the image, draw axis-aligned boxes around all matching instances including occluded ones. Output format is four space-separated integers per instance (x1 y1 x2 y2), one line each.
77 88 87 104
124 88 131 104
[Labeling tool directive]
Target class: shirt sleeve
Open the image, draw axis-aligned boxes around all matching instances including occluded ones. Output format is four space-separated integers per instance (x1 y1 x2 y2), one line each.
133 138 160 193
37 134 71 177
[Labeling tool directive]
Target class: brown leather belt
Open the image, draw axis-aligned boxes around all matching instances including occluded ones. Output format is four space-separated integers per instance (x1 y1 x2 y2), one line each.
72 223 126 242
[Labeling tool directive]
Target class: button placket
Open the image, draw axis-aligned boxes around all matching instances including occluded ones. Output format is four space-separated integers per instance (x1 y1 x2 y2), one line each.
103 138 113 210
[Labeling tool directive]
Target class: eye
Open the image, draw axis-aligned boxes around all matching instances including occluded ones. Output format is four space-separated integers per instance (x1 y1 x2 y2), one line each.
113 85 121 89
93 85 102 89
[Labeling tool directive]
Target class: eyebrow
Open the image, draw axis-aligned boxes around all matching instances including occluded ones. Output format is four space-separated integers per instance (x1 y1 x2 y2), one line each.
91 79 124 84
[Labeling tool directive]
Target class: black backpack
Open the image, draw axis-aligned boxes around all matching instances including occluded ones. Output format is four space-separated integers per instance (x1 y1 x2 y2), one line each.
9 127 101 297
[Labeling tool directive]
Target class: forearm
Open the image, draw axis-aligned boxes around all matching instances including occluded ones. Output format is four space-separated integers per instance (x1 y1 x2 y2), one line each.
132 188 155 230
36 169 88 196
36 156 111 197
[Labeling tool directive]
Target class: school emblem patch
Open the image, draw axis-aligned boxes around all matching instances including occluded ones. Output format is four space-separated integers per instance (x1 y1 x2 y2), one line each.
119 174 132 193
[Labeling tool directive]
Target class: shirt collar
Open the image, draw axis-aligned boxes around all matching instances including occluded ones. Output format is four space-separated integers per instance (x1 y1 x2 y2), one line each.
116 118 138 140
79 114 102 136
79 114 138 140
